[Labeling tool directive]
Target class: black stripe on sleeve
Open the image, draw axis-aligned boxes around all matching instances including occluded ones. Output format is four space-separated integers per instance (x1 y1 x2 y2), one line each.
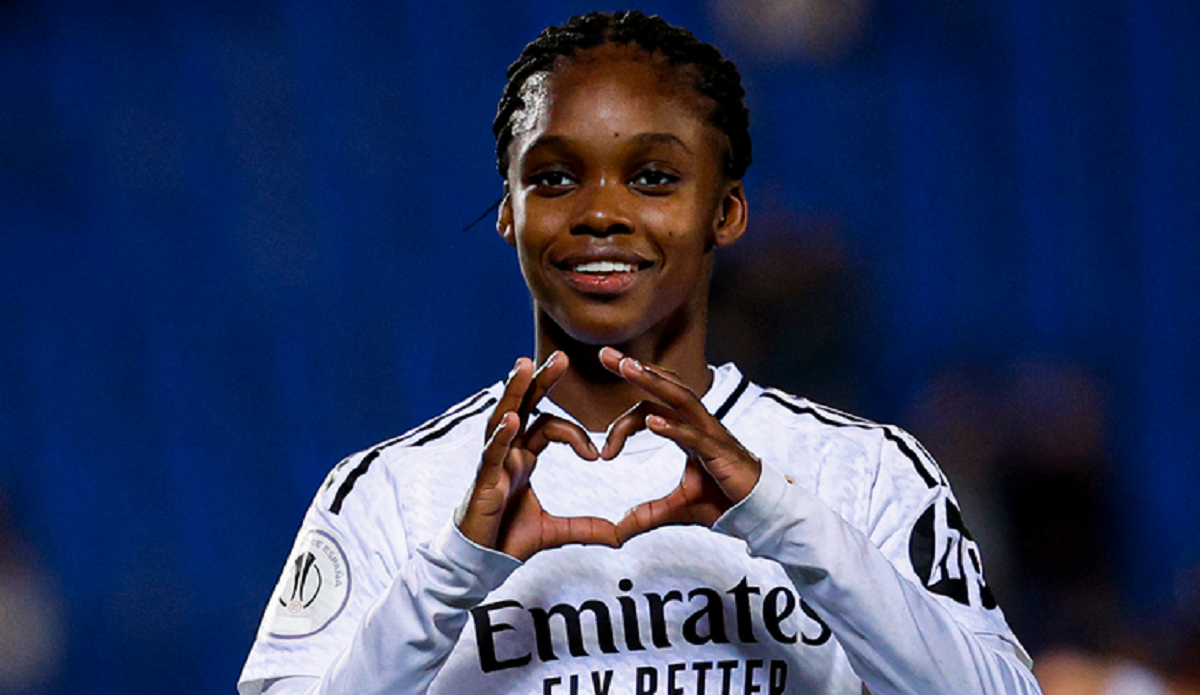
329 396 499 515
330 449 381 514
763 391 941 488
713 375 750 421
412 397 497 446
401 389 491 441
366 389 492 452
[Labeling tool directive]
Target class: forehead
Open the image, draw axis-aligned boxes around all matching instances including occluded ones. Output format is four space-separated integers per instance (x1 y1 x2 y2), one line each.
509 44 717 155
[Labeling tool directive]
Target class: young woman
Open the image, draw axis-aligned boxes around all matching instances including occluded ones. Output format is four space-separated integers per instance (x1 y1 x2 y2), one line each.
239 12 1041 695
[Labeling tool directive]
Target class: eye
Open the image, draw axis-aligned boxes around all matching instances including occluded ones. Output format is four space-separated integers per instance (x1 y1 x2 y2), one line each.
527 169 577 195
629 167 680 193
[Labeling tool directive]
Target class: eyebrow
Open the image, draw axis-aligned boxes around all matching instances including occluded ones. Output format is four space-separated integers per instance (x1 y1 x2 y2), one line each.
629 132 691 152
524 131 692 155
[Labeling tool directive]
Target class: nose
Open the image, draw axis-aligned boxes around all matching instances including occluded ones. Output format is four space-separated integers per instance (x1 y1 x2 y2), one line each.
569 178 632 237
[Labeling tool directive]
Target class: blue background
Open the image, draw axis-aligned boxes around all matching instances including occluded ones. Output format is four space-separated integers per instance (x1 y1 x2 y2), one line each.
1 0 1197 692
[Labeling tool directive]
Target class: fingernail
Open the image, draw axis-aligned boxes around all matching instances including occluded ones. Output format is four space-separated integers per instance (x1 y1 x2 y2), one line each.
508 359 521 380
647 414 666 428
621 356 643 372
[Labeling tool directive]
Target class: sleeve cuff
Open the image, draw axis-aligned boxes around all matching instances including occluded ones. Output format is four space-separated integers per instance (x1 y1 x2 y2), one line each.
430 520 523 595
712 462 791 543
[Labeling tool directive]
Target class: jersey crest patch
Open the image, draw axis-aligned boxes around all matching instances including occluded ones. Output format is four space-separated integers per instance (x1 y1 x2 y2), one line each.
909 498 997 610
265 529 352 639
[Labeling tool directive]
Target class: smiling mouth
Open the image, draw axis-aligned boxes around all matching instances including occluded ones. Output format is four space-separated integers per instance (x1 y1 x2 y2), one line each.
556 257 653 294
557 256 654 274
572 260 639 274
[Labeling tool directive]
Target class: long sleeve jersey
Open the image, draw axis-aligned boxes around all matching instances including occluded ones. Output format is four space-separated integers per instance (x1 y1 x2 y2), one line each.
239 364 1041 694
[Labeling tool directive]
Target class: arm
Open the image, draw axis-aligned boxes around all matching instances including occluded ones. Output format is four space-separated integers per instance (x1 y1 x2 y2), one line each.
599 348 1041 695
712 463 1039 694
246 523 519 695
240 354 618 695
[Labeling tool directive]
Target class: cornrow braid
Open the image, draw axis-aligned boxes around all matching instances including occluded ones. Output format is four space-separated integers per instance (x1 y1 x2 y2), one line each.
493 11 752 180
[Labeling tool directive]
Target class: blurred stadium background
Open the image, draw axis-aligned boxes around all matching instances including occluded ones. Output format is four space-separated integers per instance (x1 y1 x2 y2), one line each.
1 0 1197 692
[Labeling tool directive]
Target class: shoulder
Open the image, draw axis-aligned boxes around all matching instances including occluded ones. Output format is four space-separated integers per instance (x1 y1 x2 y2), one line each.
316 384 503 516
241 385 506 683
746 385 946 490
726 373 950 527
734 375 1014 625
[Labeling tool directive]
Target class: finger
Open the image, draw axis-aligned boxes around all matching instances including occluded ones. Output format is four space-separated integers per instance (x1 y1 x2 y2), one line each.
516 351 568 430
459 413 520 548
646 415 762 504
488 358 535 434
600 347 688 385
644 415 725 463
614 492 689 543
600 345 710 427
598 346 625 375
496 488 620 559
523 414 599 460
481 412 521 484
601 400 675 459
615 356 711 425
614 472 730 543
500 445 538 496
601 346 697 420
541 514 621 551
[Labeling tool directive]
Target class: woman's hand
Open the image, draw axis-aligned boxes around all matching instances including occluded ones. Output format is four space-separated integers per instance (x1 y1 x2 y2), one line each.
597 347 763 543
458 352 621 561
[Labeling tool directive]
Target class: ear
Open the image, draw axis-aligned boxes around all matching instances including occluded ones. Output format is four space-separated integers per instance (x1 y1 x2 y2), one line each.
496 184 515 247
713 181 748 249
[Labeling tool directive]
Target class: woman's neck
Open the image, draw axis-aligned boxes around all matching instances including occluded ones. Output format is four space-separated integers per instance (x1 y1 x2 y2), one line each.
534 315 712 432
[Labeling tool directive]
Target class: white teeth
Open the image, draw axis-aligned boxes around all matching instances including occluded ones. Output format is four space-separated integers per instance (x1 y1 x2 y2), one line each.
574 261 636 273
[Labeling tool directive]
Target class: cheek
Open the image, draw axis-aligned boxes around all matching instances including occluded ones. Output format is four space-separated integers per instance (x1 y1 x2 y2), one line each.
509 200 537 253
657 206 717 248
511 194 559 234
510 211 553 288
511 198 529 232
513 231 541 278
644 205 692 240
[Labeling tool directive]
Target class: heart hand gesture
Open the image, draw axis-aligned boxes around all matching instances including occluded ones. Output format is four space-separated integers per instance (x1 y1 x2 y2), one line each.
457 352 621 561
596 347 763 542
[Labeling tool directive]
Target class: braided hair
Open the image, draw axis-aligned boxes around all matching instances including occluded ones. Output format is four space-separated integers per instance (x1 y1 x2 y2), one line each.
493 11 752 180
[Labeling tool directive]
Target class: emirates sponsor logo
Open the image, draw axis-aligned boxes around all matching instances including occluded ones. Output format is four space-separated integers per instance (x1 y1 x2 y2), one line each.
471 576 830 693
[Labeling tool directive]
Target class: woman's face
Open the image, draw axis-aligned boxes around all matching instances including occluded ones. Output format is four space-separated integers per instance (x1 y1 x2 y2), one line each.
499 44 747 347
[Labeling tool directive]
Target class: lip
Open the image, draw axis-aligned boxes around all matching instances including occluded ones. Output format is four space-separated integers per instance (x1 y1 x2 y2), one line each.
552 247 655 296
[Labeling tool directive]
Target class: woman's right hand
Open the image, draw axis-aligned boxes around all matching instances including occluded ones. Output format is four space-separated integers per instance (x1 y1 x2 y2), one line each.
457 352 621 561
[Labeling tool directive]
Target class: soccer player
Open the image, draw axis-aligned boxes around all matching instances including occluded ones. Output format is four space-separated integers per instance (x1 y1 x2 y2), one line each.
239 11 1042 694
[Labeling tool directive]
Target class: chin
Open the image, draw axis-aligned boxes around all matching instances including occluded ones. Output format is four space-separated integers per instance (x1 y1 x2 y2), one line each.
561 321 643 347
543 309 647 348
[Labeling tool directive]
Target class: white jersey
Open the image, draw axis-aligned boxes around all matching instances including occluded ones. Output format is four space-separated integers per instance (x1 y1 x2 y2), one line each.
239 364 1041 694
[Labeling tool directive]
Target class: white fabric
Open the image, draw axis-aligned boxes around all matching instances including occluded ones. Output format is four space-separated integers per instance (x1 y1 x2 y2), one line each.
240 364 1041 694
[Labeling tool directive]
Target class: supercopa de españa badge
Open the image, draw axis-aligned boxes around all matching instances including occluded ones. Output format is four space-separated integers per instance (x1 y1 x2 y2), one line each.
266 529 351 639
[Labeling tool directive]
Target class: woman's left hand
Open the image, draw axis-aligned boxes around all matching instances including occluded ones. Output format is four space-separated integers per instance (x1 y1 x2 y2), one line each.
597 347 762 543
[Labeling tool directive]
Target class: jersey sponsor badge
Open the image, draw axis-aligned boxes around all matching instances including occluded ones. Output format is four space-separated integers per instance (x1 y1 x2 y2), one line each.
264 529 352 638
909 497 998 610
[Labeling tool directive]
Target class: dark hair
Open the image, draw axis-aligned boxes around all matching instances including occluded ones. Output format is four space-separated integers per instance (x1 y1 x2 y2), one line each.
493 11 752 180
